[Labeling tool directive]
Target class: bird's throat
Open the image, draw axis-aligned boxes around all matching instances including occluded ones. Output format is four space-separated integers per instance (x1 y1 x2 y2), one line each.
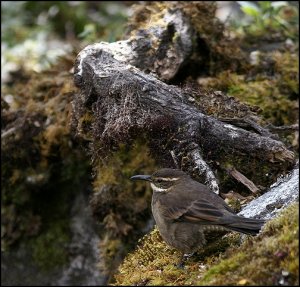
150 183 170 193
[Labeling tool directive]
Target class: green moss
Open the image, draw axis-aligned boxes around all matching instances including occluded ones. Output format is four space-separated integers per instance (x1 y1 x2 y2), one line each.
114 203 299 286
228 78 297 126
31 221 70 269
199 203 299 285
114 228 181 285
199 49 298 127
181 2 247 74
91 140 157 278
273 51 299 97
114 227 241 285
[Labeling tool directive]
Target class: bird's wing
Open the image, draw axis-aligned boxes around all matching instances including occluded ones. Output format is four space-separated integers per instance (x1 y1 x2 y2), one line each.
161 198 234 225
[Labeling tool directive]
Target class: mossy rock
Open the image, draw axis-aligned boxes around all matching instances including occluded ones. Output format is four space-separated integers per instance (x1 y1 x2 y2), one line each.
1 57 91 270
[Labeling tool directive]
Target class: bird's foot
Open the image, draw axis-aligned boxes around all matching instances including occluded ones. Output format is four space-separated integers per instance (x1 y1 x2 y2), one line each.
176 252 194 269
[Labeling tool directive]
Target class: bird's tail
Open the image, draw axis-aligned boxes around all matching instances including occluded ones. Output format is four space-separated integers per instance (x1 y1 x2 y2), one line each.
226 216 266 235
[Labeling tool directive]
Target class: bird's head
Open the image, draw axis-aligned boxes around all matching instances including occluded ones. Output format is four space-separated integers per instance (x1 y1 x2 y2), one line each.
130 168 189 193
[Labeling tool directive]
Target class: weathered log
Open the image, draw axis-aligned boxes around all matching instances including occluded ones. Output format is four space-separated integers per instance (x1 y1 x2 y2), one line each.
73 44 294 193
73 2 295 195
239 163 299 219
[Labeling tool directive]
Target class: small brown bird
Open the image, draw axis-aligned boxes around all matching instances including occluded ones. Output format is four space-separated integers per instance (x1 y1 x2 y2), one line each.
131 168 265 258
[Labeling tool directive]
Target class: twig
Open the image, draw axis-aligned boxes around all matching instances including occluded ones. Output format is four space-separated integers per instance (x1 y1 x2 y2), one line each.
266 123 299 133
190 148 219 194
170 150 180 169
226 166 260 194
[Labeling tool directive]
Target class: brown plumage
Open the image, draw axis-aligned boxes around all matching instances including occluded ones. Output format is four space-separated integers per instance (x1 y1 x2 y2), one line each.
131 168 265 255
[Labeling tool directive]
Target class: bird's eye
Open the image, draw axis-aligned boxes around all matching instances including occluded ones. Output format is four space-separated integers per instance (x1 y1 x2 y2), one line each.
156 179 162 183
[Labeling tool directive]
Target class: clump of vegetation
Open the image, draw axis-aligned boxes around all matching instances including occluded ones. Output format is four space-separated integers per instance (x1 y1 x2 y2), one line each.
233 1 299 42
1 2 129 82
196 1 299 150
114 203 299 286
197 48 299 146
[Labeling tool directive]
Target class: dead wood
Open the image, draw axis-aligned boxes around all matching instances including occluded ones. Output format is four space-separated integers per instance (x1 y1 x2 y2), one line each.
73 2 295 195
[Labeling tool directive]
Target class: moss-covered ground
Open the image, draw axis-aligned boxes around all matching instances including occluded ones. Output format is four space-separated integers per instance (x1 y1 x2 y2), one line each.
114 203 299 286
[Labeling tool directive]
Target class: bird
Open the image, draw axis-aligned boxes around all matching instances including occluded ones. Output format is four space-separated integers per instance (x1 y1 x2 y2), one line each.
130 168 265 263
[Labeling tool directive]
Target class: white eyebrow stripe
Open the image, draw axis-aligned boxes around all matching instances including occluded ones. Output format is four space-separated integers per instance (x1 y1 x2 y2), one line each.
156 177 179 181
150 183 170 193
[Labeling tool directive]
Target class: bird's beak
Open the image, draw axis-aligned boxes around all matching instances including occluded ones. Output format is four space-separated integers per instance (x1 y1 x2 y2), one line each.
130 174 152 181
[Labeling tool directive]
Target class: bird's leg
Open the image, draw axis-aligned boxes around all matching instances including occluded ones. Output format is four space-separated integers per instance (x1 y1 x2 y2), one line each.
177 252 194 269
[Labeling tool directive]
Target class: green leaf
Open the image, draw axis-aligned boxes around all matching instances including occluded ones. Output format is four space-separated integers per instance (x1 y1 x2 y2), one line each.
258 1 271 12
238 1 260 17
78 24 96 38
